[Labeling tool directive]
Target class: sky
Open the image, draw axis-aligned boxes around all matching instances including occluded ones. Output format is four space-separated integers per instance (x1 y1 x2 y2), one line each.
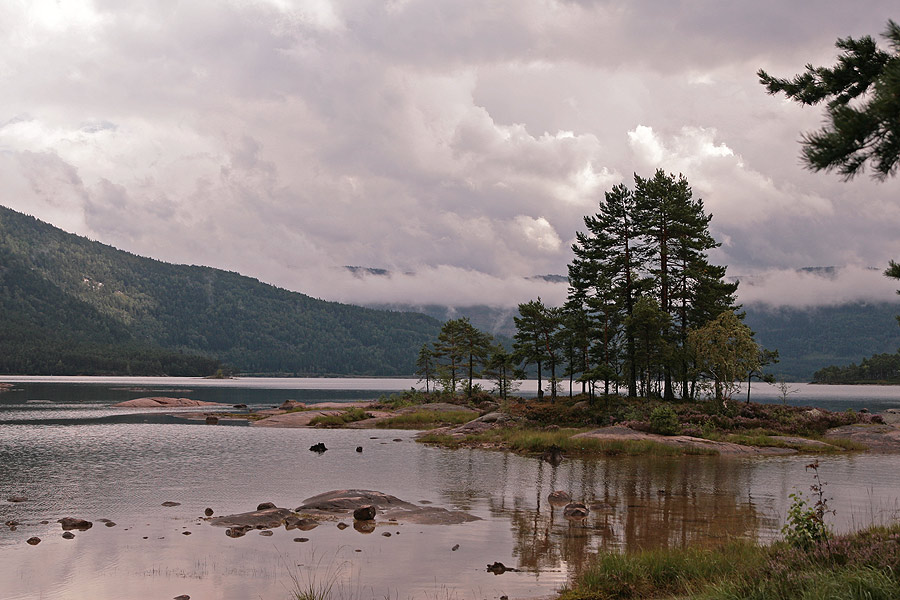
2 0 899 309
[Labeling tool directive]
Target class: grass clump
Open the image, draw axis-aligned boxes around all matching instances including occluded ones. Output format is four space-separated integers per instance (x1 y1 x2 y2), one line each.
562 524 900 600
375 410 474 429
308 407 371 427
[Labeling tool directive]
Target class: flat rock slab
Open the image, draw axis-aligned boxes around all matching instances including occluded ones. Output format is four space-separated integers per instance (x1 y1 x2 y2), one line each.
826 424 900 452
112 397 224 408
572 426 796 456
251 410 344 427
881 409 900 425
767 435 840 451
397 403 478 414
296 489 480 525
210 507 297 529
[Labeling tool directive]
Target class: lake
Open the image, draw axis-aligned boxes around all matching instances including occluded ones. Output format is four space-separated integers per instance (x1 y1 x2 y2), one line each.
1 377 899 600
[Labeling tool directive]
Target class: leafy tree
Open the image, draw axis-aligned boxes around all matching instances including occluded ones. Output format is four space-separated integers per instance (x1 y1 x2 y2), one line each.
689 311 760 405
746 347 779 403
758 20 900 181
459 318 493 397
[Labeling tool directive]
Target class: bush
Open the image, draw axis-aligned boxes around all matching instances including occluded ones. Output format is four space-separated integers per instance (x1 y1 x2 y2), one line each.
649 405 681 436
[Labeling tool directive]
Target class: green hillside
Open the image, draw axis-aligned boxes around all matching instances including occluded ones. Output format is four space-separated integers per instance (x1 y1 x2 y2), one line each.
0 205 441 376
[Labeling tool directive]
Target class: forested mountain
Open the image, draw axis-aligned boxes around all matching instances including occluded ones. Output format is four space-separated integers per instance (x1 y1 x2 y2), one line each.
0 205 441 376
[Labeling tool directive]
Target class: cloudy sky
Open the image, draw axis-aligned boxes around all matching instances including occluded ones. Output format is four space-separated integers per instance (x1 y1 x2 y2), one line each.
2 0 899 308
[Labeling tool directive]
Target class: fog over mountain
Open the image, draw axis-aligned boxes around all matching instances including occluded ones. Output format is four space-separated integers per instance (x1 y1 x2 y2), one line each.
2 1 898 309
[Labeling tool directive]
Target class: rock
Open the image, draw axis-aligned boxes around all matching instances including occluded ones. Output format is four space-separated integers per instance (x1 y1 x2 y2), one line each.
233 404 247 409
563 502 589 519
5 520 19 528
356 446 363 452
225 525 252 538
540 445 564 465
478 400 500 412
294 537 309 542
547 490 572 506
280 400 304 410
353 520 376 533
211 508 296 530
473 412 510 424
257 502 276 510
336 522 349 530
860 408 870 414
284 517 319 531
204 508 214 517
182 531 191 536
26 537 41 545
162 501 181 507
62 532 75 539
205 416 219 425
451 544 459 551
104 521 117 527
572 400 590 410
353 505 377 521
393 438 403 442
487 561 518 574
805 409 824 418
381 531 391 537
174 595 190 600
58 517 93 531
7 496 28 503
309 442 328 453
259 530 274 536
297 489 480 526
112 397 223 408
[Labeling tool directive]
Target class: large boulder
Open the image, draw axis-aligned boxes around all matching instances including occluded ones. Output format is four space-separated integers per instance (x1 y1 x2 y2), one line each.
353 505 377 521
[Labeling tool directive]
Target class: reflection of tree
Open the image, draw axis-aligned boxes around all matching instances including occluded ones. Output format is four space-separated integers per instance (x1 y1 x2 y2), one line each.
483 455 772 578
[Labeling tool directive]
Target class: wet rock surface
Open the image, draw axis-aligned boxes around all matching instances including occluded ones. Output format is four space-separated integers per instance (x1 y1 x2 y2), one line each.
211 507 297 530
296 490 480 525
58 517 93 531
826 423 900 452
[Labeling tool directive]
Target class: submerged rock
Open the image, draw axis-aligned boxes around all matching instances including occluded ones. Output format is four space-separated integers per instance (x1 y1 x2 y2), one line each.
62 532 75 539
162 501 181 507
26 537 40 545
211 507 296 531
58 517 92 531
563 502 589 519
7 496 28 503
297 489 480 525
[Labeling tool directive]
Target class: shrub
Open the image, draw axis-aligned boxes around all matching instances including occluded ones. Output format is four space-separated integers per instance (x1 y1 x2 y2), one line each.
649 405 681 436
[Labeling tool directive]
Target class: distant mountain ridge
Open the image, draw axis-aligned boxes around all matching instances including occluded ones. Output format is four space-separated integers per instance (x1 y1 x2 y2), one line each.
0 205 441 376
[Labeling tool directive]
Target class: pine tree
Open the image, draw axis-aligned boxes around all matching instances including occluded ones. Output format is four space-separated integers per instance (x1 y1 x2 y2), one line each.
758 20 900 180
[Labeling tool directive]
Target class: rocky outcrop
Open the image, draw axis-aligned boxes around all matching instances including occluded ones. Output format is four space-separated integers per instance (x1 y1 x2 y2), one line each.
825 423 900 452
572 426 797 456
112 397 224 408
296 490 480 525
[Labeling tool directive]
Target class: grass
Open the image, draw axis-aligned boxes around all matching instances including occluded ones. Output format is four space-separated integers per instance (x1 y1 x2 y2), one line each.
374 410 474 429
308 407 371 427
561 523 900 600
418 427 718 456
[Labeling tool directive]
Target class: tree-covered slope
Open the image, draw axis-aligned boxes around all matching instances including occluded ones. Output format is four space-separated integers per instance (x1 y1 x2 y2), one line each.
0 205 441 375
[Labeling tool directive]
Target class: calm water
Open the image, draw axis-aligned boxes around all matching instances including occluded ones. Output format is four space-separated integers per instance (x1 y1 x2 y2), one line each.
1 377 899 600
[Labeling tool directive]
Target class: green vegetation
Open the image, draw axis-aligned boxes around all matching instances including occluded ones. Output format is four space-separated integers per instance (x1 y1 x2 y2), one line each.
561 525 900 600
0 205 441 375
758 20 900 181
814 351 900 384
374 409 474 429
308 408 371 427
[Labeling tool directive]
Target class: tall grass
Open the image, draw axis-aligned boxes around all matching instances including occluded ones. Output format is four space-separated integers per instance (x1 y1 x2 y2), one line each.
375 410 474 429
308 407 371 427
562 524 900 600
